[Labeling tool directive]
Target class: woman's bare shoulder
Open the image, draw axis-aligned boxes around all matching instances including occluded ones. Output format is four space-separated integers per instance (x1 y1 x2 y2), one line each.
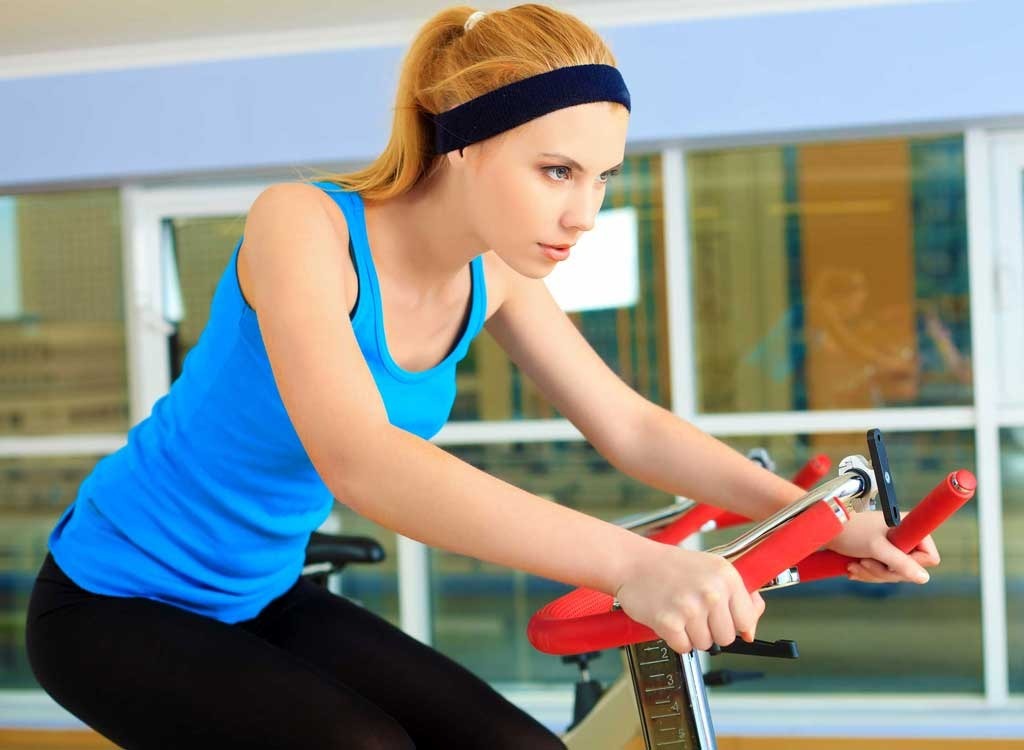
239 181 356 314
250 181 351 240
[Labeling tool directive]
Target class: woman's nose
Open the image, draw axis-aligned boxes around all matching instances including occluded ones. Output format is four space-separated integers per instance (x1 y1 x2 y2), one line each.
563 191 600 233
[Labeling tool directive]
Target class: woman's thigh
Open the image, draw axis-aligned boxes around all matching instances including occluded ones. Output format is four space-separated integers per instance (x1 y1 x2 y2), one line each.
25 556 413 750
242 579 566 750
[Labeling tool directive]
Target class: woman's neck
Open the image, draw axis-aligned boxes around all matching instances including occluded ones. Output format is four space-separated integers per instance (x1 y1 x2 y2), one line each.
362 168 483 300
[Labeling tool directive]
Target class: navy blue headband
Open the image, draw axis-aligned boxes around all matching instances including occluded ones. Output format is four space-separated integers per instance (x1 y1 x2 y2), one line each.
430 63 630 155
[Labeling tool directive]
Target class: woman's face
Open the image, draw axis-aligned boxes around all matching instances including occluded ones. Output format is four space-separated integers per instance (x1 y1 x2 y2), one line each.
458 101 629 278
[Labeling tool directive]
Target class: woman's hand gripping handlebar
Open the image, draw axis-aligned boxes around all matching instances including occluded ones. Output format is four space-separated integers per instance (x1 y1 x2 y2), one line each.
526 468 976 657
549 456 831 655
794 469 976 584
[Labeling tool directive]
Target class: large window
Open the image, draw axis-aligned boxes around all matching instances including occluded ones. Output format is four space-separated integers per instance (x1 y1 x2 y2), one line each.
687 135 970 414
8 130 1018 731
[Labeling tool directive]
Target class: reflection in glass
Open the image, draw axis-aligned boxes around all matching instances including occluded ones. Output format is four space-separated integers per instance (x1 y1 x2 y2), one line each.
702 430 980 693
452 153 670 421
0 455 102 688
430 441 675 684
0 191 129 435
688 136 971 414
1002 428 1024 694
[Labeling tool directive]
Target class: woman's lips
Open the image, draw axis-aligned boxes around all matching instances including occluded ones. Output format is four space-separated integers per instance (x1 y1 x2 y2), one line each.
539 243 571 262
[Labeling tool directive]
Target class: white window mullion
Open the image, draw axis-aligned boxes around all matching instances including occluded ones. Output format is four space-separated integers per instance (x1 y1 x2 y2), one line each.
693 406 975 436
121 184 172 424
662 147 697 421
434 419 583 446
966 127 1010 706
0 435 126 456
1000 409 1024 428
397 537 431 644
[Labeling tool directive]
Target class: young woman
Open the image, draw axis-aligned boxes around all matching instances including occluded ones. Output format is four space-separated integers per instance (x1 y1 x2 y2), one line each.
26 5 940 748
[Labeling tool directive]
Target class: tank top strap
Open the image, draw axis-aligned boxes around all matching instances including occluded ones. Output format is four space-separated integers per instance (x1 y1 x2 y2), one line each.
309 181 376 323
464 254 488 349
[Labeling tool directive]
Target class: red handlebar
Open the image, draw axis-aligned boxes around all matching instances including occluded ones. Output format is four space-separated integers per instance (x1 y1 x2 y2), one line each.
792 454 832 491
526 470 975 656
731 500 845 590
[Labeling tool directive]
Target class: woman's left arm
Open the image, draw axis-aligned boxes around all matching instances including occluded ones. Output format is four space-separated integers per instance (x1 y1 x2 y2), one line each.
486 265 937 583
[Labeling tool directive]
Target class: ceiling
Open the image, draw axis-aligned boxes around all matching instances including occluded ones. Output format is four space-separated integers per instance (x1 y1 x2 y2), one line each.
0 0 941 77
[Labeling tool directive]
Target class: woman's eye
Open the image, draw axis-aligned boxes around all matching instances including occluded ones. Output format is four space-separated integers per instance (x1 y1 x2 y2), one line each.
599 168 621 183
544 166 571 181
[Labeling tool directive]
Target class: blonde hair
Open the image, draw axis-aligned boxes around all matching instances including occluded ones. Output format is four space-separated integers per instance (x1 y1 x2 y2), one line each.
313 4 618 201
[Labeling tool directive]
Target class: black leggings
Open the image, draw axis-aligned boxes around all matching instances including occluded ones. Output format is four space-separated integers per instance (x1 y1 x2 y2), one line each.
26 553 566 750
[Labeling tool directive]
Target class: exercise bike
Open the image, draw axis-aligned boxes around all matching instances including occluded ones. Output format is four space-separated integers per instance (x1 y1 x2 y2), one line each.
527 429 976 750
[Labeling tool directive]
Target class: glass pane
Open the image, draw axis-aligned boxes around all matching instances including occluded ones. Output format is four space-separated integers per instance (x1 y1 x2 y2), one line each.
687 135 971 414
701 430 980 692
0 454 103 689
452 153 670 421
430 441 675 684
0 190 129 435
1003 427 1024 694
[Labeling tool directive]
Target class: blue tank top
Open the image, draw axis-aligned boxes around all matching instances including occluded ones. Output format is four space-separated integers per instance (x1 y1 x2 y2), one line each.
48 183 488 623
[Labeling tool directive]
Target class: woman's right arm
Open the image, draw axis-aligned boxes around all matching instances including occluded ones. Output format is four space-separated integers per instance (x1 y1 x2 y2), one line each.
240 183 762 652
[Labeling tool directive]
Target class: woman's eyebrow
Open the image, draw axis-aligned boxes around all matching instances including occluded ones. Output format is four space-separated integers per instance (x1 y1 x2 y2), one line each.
539 152 623 173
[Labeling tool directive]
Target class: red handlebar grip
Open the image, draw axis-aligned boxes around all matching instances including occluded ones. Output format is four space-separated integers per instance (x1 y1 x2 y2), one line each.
888 470 976 551
526 588 660 655
795 470 976 583
648 504 722 546
732 499 847 591
792 454 832 490
712 510 752 530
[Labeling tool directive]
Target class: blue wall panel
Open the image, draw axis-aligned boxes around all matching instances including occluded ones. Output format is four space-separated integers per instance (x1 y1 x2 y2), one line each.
2 0 1021 188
